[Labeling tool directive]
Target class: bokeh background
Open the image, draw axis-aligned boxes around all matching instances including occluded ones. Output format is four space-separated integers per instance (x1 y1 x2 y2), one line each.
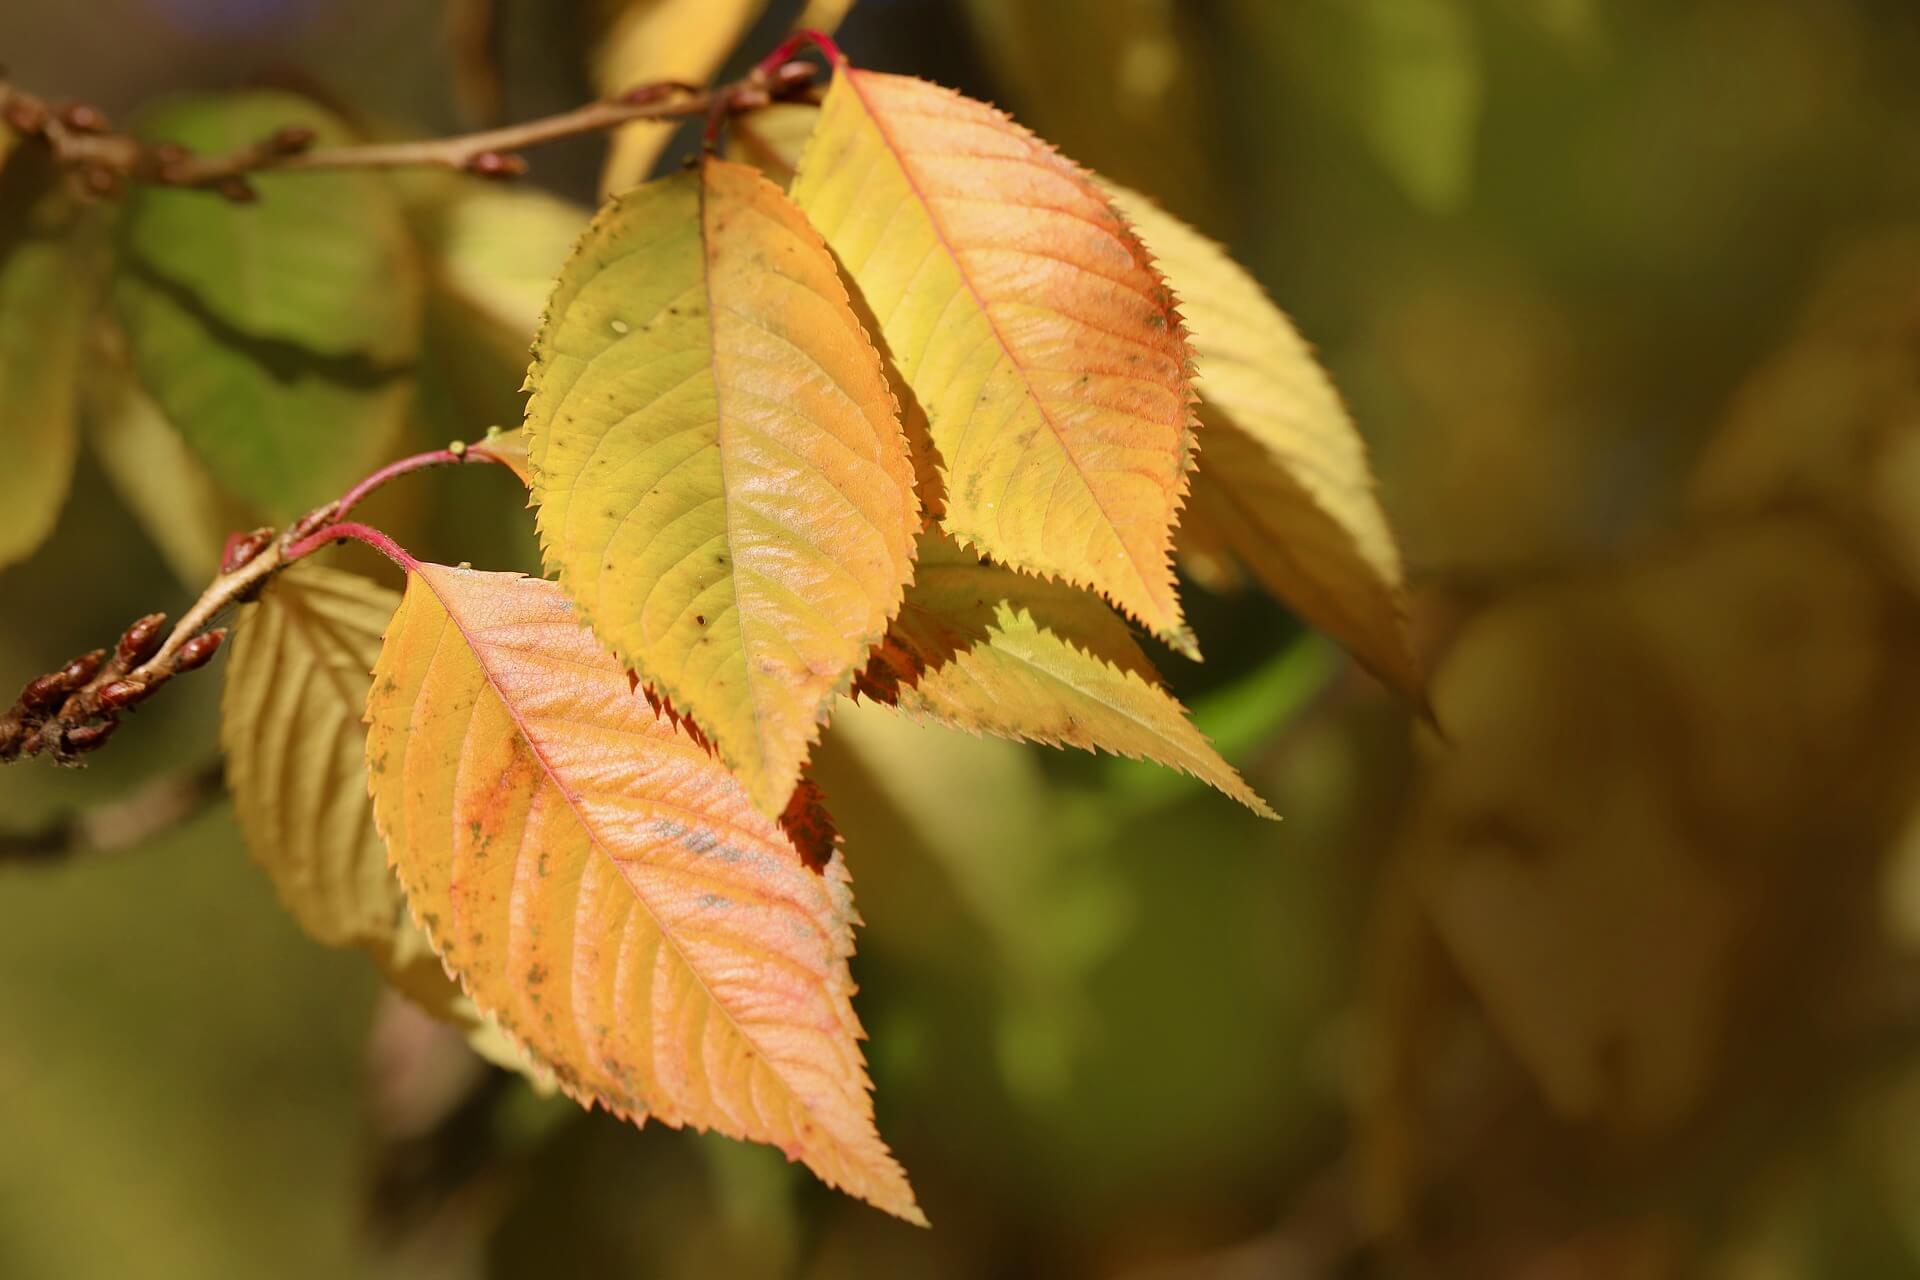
6 0 1920 1275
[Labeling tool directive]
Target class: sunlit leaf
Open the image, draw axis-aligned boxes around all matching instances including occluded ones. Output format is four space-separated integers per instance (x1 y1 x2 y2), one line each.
1110 185 1423 702
83 331 258 587
0 150 99 569
791 68 1200 652
366 562 922 1222
592 0 769 196
223 562 534 1071
112 92 422 518
408 178 589 352
860 535 1275 818
527 156 918 816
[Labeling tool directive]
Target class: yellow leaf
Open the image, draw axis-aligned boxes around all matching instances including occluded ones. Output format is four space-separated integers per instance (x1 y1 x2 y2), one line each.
526 156 919 816
791 69 1200 653
222 564 412 949
0 151 97 570
222 563 551 1074
860 535 1275 819
591 0 769 197
1109 186 1424 702
366 562 922 1223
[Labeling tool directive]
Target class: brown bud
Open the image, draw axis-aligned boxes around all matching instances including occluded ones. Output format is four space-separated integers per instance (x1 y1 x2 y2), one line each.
620 82 675 106
80 165 121 199
465 150 526 179
175 629 226 673
154 142 191 165
3 98 49 136
61 650 107 688
768 60 816 95
64 719 119 754
220 527 275 574
95 679 147 712
18 672 71 716
59 102 109 133
116 613 168 668
270 125 316 155
216 177 258 203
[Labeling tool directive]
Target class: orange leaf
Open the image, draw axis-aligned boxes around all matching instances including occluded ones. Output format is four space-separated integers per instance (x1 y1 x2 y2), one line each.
365 561 922 1223
791 69 1200 654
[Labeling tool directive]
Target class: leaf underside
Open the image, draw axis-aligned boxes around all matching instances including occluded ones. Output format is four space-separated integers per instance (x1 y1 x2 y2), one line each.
860 534 1276 818
527 156 919 817
365 563 922 1223
791 69 1200 653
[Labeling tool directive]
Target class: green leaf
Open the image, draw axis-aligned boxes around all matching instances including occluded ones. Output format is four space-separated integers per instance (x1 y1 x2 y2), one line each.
112 92 423 518
83 331 259 587
0 150 102 569
860 535 1276 818
1348 0 1481 211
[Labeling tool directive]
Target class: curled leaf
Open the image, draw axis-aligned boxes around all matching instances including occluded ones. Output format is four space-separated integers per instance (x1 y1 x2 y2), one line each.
366 562 922 1222
526 156 919 816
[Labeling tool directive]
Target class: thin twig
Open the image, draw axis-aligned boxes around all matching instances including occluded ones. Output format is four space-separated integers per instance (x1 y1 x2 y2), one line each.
0 447 507 766
0 57 820 199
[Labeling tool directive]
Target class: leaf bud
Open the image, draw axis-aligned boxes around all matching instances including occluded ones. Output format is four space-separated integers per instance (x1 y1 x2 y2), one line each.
95 680 148 712
175 629 226 673
116 613 168 668
63 719 119 754
466 150 526 179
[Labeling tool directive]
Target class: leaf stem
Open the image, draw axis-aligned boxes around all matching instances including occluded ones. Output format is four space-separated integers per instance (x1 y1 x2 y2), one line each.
753 29 850 80
284 521 415 568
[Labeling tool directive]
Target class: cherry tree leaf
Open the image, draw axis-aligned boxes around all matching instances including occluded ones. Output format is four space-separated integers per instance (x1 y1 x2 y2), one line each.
791 67 1200 653
0 150 99 569
222 563 538 1069
365 562 922 1222
223 564 408 948
860 535 1275 819
727 103 822 190
83 331 259 587
112 92 422 518
1107 186 1424 702
526 156 918 816
591 0 768 196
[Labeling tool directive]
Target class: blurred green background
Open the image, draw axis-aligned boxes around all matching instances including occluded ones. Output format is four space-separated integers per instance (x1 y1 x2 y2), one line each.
6 0 1920 1275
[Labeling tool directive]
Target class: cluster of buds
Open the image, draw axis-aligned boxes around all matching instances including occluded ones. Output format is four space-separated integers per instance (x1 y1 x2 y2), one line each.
0 81 319 203
0 612 225 766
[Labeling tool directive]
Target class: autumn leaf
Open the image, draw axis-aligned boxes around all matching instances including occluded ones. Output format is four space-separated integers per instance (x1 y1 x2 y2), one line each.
591 0 768 196
791 67 1200 653
365 562 922 1222
112 92 422 518
525 156 919 816
0 149 100 570
222 563 538 1072
860 535 1275 819
223 564 408 949
1108 186 1424 702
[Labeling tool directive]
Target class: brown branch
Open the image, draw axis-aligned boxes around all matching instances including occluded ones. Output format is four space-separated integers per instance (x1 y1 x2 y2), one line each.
0 58 819 199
